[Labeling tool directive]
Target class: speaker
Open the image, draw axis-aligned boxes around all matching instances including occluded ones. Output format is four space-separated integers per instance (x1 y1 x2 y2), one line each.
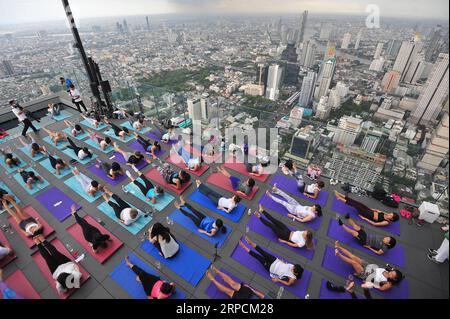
101 80 112 93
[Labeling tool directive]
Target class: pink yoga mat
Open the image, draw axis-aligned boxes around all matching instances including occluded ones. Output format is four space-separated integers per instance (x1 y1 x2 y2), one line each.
0 230 16 268
8 206 55 248
31 238 90 299
184 145 222 163
144 168 192 195
165 154 210 177
2 270 40 299
66 215 123 264
223 157 270 182
206 173 259 200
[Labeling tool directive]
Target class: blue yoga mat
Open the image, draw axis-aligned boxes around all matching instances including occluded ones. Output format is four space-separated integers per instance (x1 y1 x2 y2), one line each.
42 136 69 150
0 153 26 174
40 157 71 179
80 119 107 131
0 182 21 213
62 127 89 140
62 148 97 165
19 146 46 161
97 201 152 235
140 240 211 287
64 175 103 203
121 121 152 134
123 181 174 211
50 110 72 122
13 168 49 195
104 129 135 143
189 189 246 223
84 138 114 154
110 252 186 299
169 209 232 248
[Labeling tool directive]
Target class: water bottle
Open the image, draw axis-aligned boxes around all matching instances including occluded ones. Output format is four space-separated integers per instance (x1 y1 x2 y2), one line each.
305 294 310 299
248 209 252 216
66 243 74 254
276 286 284 299
245 226 250 234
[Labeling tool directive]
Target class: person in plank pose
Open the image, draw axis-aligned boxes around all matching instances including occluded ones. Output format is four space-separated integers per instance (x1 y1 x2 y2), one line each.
0 149 21 169
17 168 45 190
87 129 113 151
19 135 46 158
64 134 93 161
104 118 130 141
63 120 85 138
46 152 69 176
95 159 124 181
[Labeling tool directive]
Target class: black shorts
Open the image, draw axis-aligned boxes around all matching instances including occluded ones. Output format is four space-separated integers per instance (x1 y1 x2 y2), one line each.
232 284 254 299
357 229 368 246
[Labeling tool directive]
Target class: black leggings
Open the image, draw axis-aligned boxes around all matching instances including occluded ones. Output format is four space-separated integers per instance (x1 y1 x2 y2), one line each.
20 171 37 184
110 123 125 137
248 245 277 272
108 194 131 219
137 136 152 151
179 202 206 227
346 197 373 220
21 118 38 137
74 212 109 247
134 175 155 196
38 241 71 274
259 210 291 241
49 154 60 169
67 137 82 155
73 100 87 113
198 184 222 206
131 265 160 296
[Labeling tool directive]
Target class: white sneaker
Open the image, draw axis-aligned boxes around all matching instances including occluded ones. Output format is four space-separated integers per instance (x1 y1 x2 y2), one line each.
125 170 133 179
132 166 140 173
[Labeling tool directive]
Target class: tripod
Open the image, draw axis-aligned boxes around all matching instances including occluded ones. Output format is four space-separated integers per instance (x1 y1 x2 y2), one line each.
212 242 221 263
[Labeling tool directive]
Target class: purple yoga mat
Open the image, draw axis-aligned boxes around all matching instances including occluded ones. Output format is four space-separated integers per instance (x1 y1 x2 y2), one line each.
247 214 315 260
128 141 166 159
322 246 409 299
319 279 354 299
230 239 312 298
332 198 401 236
109 151 149 171
270 175 329 206
327 219 405 268
205 268 260 299
259 193 321 231
146 130 179 145
36 187 81 222
87 162 128 186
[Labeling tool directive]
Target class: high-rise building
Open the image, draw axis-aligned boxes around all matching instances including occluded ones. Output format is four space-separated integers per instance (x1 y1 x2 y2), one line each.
335 81 349 98
298 71 317 107
187 97 202 121
341 33 352 50
393 40 423 81
374 42 384 59
418 112 449 172
369 57 385 72
265 64 284 101
146 16 150 31
315 96 331 120
325 41 336 60
403 52 426 84
1 60 15 77
320 22 333 41
386 39 402 58
299 41 316 69
290 127 316 159
426 25 446 63
123 19 129 33
361 130 383 153
200 93 210 120
289 107 304 128
410 53 449 125
381 70 401 93
328 88 341 109
116 22 123 34
281 44 300 86
354 29 363 50
256 64 269 91
333 116 363 146
315 58 335 100
297 10 308 44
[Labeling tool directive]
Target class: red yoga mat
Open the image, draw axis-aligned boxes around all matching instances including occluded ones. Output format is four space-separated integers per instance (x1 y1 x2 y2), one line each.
8 205 55 248
66 215 123 264
222 157 270 182
206 173 259 200
31 238 90 299
1 270 40 299
165 154 210 177
0 230 16 268
144 167 192 195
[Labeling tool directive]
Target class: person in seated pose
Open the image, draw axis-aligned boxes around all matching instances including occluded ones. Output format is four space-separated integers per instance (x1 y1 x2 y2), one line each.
42 128 65 146
124 256 176 299
19 135 46 158
1 198 44 238
71 168 103 197
254 205 315 250
0 268 23 299
217 166 255 197
206 264 265 299
113 142 148 166
64 120 85 138
46 152 68 176
47 103 60 117
95 159 124 181
18 168 44 190
335 191 399 227
196 180 241 213
172 144 202 171
159 163 191 190
87 129 112 151
306 165 322 181
65 134 93 161
0 149 21 168
239 236 303 286
123 168 164 204
148 223 180 259
33 235 82 295
70 205 110 253
337 216 397 255
174 196 227 237
102 187 140 226
334 241 404 291
281 160 300 177
104 118 130 141
266 184 322 223
133 132 162 159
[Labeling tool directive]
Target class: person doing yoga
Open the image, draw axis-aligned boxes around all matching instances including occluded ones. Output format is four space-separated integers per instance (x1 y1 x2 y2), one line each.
113 142 148 166
47 103 60 117
95 159 124 180
196 180 241 213
148 223 180 259
160 163 191 190
172 144 202 171
18 168 44 190
239 236 303 286
134 132 161 159
266 184 322 223
102 188 140 226
87 129 112 151
0 149 21 168
124 256 176 299
254 205 314 250
206 264 265 299
70 205 110 253
217 166 255 197
71 168 103 197
1 197 43 238
65 134 93 160
42 128 65 146
174 197 227 237
19 135 46 158
64 120 85 138
81 114 101 129
131 118 147 131
282 161 325 200
0 188 16 204
104 118 130 140
337 216 397 255
33 235 82 295
334 191 399 226
124 167 164 204
46 152 68 176
246 162 268 177
334 241 403 291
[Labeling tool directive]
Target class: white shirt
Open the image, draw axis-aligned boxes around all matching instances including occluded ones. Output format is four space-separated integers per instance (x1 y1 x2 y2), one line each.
218 197 236 211
70 89 82 102
133 121 142 130
0 245 10 260
120 208 138 225
269 259 296 280
372 268 388 288
290 231 306 248
306 184 319 194
52 262 82 294
25 222 39 236
100 140 108 149
12 107 27 122
78 150 88 160
293 205 315 220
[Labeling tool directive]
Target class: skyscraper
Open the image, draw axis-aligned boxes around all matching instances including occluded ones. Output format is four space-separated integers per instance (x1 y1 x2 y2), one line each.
299 41 316 69
123 19 129 33
299 71 317 107
187 97 202 121
410 53 449 125
265 64 284 101
320 22 332 41
354 29 363 50
146 16 150 31
315 58 335 100
374 42 384 59
381 70 401 93
393 40 423 81
361 130 383 154
333 116 363 146
403 51 426 84
256 64 269 91
341 33 352 50
281 44 300 86
200 93 210 120
297 10 308 44
386 39 402 58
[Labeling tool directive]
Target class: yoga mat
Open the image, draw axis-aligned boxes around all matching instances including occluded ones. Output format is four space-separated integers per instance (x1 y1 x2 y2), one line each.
146 130 179 145
104 129 135 143
80 119 107 131
189 189 246 223
66 215 123 264
206 173 259 200
121 121 152 134
321 246 409 299
144 168 192 195
1 270 40 299
62 127 89 140
40 157 72 179
185 144 222 163
31 238 90 299
13 168 50 195
205 268 260 299
50 110 72 122
97 201 152 235
84 138 114 154
259 193 321 231
123 181 174 211
327 219 405 268
270 175 329 206
0 153 26 173
0 230 16 268
64 175 103 203
166 153 210 177
247 214 315 260
110 252 186 299
332 198 401 236
19 146 46 161
230 239 312 298
42 136 69 150
318 279 354 299
87 162 127 186
62 148 97 165
109 151 149 170
8 205 55 248
169 209 232 248
223 157 270 182
140 240 211 287
128 140 166 159
35 187 81 222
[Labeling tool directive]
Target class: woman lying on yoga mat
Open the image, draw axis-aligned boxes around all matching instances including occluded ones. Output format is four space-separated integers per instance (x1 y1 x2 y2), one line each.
131 117 147 131
102 187 140 226
266 185 322 223
1 199 44 238
46 152 68 176
72 168 104 197
334 241 404 291
104 118 130 140
81 114 101 129
160 163 191 190
19 135 47 158
113 142 148 166
124 256 176 299
172 144 202 171
70 205 111 253
239 236 303 286
33 235 82 295
95 159 124 180
337 216 397 255
133 132 162 159
18 168 44 190
42 128 64 146
64 120 85 138
0 149 21 168
246 162 269 177
65 135 93 160
196 181 241 214
255 205 314 250
217 166 256 197
87 129 112 151
174 197 227 237
335 191 399 227
148 223 180 259
124 167 164 204
206 264 265 299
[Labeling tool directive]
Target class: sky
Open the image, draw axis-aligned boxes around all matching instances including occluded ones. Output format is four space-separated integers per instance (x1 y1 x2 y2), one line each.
0 0 448 25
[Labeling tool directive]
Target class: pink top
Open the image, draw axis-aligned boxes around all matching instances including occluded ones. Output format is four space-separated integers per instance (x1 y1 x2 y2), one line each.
151 280 171 299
